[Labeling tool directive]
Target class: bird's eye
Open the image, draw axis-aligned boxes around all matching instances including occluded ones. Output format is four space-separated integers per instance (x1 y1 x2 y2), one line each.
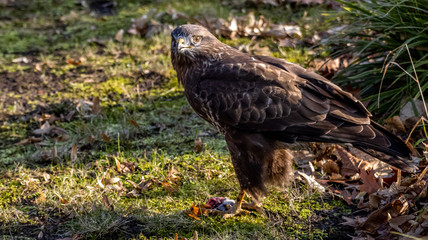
192 35 202 44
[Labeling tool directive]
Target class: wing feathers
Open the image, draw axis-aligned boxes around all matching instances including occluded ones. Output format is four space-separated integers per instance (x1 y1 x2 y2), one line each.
193 54 412 170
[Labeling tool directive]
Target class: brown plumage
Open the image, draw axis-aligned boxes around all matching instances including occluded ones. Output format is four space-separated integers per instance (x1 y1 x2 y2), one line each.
170 24 416 216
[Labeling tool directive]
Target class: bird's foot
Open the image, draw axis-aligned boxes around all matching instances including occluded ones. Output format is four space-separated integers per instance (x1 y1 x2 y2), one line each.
241 201 265 216
220 190 249 218
222 208 250 218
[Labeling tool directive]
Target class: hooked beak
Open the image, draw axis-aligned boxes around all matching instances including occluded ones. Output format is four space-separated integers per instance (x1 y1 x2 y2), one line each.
177 38 192 51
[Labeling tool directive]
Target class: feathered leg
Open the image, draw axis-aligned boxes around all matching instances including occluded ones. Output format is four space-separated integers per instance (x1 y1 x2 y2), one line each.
222 130 293 217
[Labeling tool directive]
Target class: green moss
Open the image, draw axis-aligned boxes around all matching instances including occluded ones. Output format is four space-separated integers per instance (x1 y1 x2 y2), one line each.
0 0 348 238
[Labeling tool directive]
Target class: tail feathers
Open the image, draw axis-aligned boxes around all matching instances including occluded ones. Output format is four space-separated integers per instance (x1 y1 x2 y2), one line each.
355 146 417 173
353 121 417 173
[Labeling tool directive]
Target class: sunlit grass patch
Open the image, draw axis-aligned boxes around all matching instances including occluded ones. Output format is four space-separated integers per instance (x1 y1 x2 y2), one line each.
0 0 350 239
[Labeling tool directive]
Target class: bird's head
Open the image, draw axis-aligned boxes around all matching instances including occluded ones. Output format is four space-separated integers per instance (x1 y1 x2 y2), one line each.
170 24 220 65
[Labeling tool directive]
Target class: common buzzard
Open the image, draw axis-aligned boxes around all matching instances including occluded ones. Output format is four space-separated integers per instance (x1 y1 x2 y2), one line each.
170 24 416 217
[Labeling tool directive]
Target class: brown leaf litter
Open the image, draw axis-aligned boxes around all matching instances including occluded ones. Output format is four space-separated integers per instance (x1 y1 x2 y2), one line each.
291 136 427 239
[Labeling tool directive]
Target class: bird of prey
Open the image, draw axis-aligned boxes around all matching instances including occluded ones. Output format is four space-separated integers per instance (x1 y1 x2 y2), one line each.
170 24 416 217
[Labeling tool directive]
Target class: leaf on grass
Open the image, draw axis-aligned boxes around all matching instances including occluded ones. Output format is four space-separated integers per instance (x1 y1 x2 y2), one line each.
187 204 201 220
103 177 121 187
359 168 381 194
54 191 68 204
186 203 209 220
115 157 122 173
33 121 68 137
161 181 178 193
102 132 110 142
66 58 81 66
167 167 180 182
97 178 105 189
127 180 141 189
43 173 51 182
128 119 140 130
33 121 51 135
64 110 76 122
55 134 70 142
41 113 58 123
55 234 82 240
139 179 154 191
115 158 136 173
35 191 46 204
194 138 203 153
12 57 29 63
92 97 101 115
127 178 154 193
15 137 43 145
102 194 114 210
122 161 136 173
126 189 141 197
70 144 78 162
115 29 124 42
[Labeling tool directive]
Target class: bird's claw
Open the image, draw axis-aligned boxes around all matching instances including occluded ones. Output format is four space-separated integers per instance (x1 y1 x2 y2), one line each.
241 201 266 216
222 208 251 218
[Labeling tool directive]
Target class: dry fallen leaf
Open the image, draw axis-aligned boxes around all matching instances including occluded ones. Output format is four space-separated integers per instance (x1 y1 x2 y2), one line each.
139 179 154 191
336 189 353 205
66 58 81 66
361 195 409 233
92 97 101 115
54 191 68 204
161 181 178 193
317 159 340 175
388 214 415 233
103 177 121 185
102 132 110 142
70 144 78 162
126 189 141 197
115 29 124 42
55 234 82 240
33 121 68 137
334 145 361 177
384 115 406 134
186 203 211 220
167 167 180 182
33 121 51 135
128 119 140 130
359 168 382 194
102 194 114 210
194 138 203 153
15 137 43 145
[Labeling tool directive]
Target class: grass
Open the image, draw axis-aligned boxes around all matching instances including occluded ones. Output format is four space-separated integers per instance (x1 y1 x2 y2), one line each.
326 0 428 118
0 0 351 239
